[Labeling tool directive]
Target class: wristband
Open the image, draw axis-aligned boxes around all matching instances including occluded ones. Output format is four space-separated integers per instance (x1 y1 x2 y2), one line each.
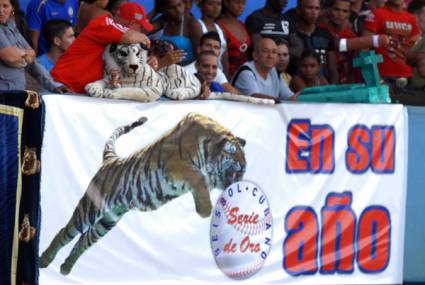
372 35 380 48
339 39 348 52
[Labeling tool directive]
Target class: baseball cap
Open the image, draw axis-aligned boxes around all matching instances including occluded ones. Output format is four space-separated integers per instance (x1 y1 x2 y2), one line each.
117 2 153 32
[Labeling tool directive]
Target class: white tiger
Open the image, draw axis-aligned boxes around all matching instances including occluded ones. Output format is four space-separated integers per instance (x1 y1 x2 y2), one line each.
85 43 274 105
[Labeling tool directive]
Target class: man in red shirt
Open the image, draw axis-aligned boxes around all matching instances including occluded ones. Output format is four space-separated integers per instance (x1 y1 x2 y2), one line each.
363 0 420 81
51 2 152 93
320 0 357 83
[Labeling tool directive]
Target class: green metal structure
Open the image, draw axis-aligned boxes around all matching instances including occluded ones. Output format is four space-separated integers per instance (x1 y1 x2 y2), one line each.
296 50 391 103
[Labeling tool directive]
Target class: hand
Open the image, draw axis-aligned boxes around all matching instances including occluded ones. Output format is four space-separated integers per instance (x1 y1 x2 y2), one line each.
53 85 70 94
24 48 36 64
147 56 159 70
158 49 187 68
199 81 210 100
139 33 151 48
378 35 390 47
290 92 300 101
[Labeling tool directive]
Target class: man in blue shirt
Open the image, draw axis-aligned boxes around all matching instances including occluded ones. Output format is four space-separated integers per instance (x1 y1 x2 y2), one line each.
26 0 78 55
37 19 75 72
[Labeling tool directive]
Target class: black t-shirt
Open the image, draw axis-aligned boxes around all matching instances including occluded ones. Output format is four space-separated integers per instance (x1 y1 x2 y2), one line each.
245 9 295 41
290 26 335 79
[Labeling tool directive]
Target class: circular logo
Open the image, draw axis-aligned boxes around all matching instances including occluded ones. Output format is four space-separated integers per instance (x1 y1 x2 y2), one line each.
239 43 248 53
210 181 273 280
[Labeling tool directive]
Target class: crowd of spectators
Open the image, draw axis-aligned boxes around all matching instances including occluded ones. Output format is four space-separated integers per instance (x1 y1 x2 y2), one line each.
2 0 425 99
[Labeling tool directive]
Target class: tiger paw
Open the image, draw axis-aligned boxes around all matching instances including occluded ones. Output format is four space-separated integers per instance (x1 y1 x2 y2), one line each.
86 84 104 98
103 89 119 99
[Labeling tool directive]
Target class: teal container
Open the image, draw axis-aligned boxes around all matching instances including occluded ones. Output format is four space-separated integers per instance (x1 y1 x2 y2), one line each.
296 51 391 104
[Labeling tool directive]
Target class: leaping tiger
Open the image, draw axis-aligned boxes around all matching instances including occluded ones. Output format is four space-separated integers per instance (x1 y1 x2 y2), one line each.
40 113 247 275
84 43 274 105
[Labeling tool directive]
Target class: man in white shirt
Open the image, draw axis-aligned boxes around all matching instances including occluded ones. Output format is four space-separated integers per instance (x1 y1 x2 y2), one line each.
233 37 294 100
185 31 240 94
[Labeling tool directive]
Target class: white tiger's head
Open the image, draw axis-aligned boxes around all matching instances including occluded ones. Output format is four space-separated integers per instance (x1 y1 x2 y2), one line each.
109 43 148 75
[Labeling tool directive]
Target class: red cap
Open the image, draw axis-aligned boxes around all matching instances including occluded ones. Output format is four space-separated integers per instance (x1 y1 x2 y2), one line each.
117 2 153 32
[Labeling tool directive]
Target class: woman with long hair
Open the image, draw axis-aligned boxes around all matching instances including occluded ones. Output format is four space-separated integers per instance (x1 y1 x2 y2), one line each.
217 0 251 78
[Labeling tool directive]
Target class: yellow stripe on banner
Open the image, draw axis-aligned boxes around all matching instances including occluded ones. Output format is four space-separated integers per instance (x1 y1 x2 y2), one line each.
0 104 24 285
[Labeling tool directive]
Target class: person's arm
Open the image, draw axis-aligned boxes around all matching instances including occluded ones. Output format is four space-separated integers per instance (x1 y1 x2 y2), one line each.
290 75 307 93
25 0 42 51
327 50 339 84
189 19 203 59
221 49 229 78
278 76 294 100
24 47 36 64
221 82 241 94
26 59 68 92
0 46 27 68
417 60 425 77
245 13 261 44
29 30 40 52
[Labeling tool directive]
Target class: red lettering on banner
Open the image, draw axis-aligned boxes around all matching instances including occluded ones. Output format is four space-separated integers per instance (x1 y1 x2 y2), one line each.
311 127 334 173
346 126 370 172
346 125 395 174
223 238 237 253
227 207 259 225
240 236 261 253
283 192 391 276
371 127 395 173
320 193 356 273
287 120 310 172
286 120 335 174
357 207 391 273
283 207 318 275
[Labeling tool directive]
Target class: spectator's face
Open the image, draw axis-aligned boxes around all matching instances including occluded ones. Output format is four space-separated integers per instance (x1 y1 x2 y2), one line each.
111 0 127 16
276 44 289 72
199 38 221 56
202 0 222 19
329 0 350 27
0 0 13 24
254 38 278 69
300 56 320 80
183 0 192 14
416 7 425 33
387 0 403 7
224 0 246 17
299 0 320 25
165 0 185 20
269 0 288 13
372 0 387 8
98 0 109 9
58 27 75 52
196 54 219 83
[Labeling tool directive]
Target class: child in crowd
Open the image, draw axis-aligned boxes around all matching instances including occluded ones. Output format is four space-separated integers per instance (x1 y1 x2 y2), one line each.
290 50 328 93
275 40 291 86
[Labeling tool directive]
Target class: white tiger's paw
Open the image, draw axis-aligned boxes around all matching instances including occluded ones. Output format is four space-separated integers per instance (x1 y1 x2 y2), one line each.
86 84 104 98
103 88 119 99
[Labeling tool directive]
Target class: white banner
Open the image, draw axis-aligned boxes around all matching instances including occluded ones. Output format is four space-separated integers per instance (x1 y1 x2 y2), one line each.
39 95 408 285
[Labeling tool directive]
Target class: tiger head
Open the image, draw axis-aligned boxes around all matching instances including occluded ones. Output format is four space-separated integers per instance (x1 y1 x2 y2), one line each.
208 136 246 189
109 43 148 75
